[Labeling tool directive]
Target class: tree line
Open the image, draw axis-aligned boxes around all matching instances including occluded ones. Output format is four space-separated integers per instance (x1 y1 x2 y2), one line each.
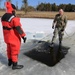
36 3 75 12
0 0 75 12
21 1 75 12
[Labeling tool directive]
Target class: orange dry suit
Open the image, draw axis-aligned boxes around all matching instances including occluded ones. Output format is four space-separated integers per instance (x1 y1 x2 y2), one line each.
1 2 26 62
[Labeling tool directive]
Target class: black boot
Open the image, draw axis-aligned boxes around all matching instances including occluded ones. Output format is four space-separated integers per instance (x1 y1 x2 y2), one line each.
8 59 12 66
12 62 24 70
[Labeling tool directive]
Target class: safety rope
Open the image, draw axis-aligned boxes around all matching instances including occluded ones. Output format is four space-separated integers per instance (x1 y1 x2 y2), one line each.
23 30 75 51
64 30 75 38
39 33 52 41
23 33 51 51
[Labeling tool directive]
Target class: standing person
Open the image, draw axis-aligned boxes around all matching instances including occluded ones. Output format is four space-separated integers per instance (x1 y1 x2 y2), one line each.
1 2 26 70
51 9 67 48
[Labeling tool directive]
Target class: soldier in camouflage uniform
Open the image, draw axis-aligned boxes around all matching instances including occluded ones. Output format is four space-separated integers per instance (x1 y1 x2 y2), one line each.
51 9 67 47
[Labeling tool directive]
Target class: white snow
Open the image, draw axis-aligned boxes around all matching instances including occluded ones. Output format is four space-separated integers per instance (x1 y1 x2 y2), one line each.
0 18 75 40
0 18 75 74
20 18 75 39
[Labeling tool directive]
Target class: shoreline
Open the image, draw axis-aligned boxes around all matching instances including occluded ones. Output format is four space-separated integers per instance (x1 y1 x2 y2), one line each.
0 11 75 20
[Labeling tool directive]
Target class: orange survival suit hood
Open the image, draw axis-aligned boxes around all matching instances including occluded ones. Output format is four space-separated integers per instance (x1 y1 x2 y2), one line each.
5 2 16 13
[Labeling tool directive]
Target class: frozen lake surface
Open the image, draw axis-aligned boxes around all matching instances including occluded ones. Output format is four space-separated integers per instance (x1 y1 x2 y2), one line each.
21 18 75 40
0 18 75 40
0 18 75 75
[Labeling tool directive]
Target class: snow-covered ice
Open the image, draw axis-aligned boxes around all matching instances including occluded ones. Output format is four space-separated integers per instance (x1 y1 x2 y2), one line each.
0 18 74 53
0 18 75 40
0 18 75 75
21 18 75 40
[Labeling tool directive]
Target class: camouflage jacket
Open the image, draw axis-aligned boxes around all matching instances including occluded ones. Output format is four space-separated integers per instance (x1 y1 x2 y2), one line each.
53 14 67 29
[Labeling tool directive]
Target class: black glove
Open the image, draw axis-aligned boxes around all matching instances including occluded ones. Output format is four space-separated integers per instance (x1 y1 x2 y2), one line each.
22 36 27 43
52 25 54 29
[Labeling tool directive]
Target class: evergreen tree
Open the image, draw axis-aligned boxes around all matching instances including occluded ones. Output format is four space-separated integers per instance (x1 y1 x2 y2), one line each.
51 3 58 11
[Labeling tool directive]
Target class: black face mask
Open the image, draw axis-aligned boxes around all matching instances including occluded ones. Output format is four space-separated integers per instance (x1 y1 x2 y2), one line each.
12 11 16 16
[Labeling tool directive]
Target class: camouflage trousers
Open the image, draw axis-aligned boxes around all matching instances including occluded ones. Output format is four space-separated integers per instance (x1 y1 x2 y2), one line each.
51 27 64 44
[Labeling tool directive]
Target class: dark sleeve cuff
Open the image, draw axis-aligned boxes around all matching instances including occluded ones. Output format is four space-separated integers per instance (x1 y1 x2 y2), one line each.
15 26 24 35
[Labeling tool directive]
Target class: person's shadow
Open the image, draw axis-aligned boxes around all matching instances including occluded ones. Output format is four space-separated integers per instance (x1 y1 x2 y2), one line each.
24 40 70 67
0 53 7 66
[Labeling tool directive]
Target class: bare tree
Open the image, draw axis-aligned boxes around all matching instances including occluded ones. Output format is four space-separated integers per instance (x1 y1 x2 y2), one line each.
22 0 28 14
6 0 12 2
16 1 18 10
0 0 2 9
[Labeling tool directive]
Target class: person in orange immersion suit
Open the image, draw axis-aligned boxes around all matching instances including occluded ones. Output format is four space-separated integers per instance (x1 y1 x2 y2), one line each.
1 2 26 70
